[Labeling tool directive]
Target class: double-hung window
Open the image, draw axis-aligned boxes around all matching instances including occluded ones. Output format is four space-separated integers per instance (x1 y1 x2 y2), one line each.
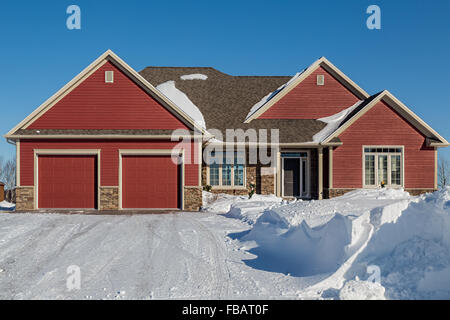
363 147 403 187
209 151 245 187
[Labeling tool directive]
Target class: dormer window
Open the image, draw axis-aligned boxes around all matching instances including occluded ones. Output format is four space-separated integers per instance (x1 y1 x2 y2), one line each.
105 71 114 83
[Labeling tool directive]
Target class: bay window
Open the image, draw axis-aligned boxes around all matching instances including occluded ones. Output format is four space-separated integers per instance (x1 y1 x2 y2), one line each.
363 147 403 187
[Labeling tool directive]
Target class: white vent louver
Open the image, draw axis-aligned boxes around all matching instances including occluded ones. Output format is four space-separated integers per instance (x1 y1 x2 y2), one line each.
317 74 324 86
105 71 114 83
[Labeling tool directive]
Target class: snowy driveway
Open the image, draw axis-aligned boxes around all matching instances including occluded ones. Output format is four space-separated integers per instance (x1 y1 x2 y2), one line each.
0 211 314 300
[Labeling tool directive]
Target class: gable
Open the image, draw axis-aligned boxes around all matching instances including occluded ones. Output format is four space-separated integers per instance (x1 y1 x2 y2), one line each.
334 100 435 189
322 91 448 145
338 100 428 143
258 66 361 120
27 61 189 130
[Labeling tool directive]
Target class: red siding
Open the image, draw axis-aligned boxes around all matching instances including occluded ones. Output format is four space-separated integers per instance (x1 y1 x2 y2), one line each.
38 155 96 208
333 101 435 189
259 67 360 119
20 140 200 187
122 155 179 209
28 62 188 130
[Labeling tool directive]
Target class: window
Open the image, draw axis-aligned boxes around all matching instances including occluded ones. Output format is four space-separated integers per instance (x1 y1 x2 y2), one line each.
105 71 114 83
364 146 403 187
208 151 245 187
317 74 325 86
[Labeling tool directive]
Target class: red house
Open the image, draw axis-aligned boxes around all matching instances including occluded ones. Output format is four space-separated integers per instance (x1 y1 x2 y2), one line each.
5 50 448 211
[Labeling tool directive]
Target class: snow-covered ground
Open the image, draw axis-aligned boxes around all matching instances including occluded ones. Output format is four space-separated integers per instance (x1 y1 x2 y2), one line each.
0 187 449 299
0 201 15 211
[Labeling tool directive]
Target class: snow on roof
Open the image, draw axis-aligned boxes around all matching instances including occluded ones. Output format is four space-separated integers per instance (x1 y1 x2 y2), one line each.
156 80 206 129
180 74 208 80
312 100 363 143
245 71 304 121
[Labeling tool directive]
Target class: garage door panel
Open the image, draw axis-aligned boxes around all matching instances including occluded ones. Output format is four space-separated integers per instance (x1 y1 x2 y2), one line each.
122 155 179 209
38 155 96 209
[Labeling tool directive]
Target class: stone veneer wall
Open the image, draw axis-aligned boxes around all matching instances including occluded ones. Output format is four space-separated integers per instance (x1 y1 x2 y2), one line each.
184 186 202 211
99 187 119 210
15 186 35 211
328 188 356 198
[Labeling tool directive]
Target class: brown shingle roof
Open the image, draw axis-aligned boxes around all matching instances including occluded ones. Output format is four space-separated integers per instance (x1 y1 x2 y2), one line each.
139 67 329 143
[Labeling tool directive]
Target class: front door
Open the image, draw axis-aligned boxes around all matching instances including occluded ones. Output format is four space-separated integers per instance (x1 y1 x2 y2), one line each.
282 152 309 198
283 158 300 197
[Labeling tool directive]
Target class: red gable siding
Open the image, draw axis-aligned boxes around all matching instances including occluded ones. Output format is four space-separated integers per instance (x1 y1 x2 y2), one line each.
20 139 200 187
28 62 188 130
333 100 435 189
259 66 360 119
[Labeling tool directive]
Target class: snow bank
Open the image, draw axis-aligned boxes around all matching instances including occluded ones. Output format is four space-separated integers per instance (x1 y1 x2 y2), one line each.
180 74 208 80
312 101 363 143
0 201 15 211
222 187 450 299
156 80 206 129
202 192 283 225
339 280 386 300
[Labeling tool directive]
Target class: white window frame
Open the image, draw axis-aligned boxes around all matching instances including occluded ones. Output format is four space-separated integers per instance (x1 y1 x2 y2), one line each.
317 74 325 86
207 151 246 189
362 146 404 188
105 71 114 83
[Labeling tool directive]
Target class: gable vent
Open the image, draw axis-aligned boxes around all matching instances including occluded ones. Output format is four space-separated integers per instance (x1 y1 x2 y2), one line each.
105 71 114 83
317 74 324 86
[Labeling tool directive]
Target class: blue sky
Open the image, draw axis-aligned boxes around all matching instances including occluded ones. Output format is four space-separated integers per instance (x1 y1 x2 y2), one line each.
0 0 449 160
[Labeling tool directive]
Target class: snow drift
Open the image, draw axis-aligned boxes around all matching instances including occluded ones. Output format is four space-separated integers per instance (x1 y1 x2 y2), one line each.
225 187 450 299
202 192 283 224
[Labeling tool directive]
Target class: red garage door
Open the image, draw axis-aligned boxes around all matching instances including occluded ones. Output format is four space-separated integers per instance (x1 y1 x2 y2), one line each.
122 155 180 209
38 155 97 209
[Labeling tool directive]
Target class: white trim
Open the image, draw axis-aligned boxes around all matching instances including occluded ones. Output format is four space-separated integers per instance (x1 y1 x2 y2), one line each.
245 56 370 123
34 149 101 210
105 70 114 83
16 140 20 187
197 139 202 187
328 146 333 189
435 148 438 190
362 145 405 188
276 149 281 196
118 149 184 210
